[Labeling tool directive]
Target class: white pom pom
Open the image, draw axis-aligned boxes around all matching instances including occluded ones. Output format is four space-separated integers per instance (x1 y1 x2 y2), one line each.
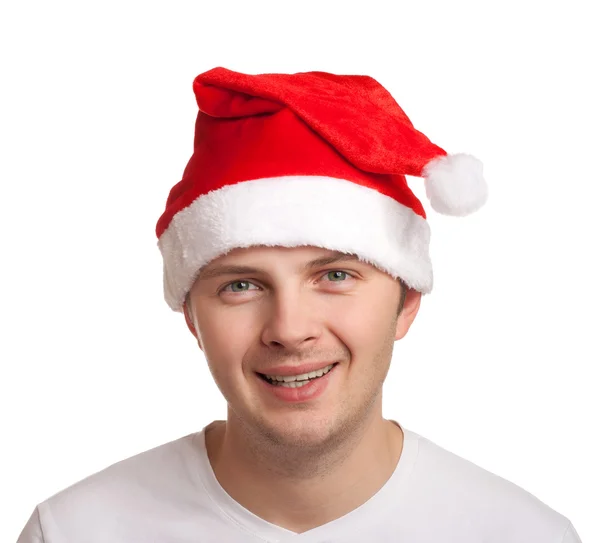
422 153 488 216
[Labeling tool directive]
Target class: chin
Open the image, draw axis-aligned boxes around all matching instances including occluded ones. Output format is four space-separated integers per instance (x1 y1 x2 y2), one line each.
257 411 346 451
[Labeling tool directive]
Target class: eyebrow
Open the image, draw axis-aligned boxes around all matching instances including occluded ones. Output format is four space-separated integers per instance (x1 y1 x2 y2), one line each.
196 253 360 281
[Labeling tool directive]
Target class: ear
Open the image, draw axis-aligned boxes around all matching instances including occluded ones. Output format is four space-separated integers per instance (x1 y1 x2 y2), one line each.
395 288 421 341
183 300 206 352
183 299 198 338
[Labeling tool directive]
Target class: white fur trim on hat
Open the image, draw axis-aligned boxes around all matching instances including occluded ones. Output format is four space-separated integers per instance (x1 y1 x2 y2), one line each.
158 176 433 312
423 153 488 216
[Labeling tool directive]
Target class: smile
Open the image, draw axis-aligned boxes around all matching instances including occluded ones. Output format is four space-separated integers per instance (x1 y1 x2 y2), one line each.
259 363 336 388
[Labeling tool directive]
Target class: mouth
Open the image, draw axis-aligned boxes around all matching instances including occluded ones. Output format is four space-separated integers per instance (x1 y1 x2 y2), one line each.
257 362 338 389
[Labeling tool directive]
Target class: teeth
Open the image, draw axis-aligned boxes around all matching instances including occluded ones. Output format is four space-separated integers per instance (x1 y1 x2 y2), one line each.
265 363 334 384
280 380 308 388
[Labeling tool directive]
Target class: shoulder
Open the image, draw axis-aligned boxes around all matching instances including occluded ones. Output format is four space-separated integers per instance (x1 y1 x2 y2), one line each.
33 431 205 535
54 431 200 497
404 429 573 540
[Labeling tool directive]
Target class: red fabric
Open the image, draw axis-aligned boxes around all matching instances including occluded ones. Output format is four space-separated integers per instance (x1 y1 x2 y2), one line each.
156 67 447 238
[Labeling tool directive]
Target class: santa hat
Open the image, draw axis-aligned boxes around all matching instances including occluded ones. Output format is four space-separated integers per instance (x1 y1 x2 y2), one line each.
156 67 487 312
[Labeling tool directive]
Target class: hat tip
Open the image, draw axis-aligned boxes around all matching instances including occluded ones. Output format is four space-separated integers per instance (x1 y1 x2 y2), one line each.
422 153 488 216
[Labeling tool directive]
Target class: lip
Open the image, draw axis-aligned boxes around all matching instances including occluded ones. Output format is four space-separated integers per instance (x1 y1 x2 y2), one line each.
256 362 338 403
256 361 338 377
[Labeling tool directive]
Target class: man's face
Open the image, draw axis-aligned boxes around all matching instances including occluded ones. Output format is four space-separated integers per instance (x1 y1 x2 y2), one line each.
185 245 421 451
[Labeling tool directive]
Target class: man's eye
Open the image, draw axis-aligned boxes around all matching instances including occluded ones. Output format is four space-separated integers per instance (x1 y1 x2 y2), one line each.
222 281 258 293
323 271 351 282
220 272 353 293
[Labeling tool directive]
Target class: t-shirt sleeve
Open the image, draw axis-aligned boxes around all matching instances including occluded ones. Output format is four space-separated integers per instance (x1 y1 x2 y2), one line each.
561 522 582 543
16 507 45 543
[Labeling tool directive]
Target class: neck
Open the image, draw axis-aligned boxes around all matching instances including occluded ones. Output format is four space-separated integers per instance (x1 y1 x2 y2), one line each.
205 400 404 533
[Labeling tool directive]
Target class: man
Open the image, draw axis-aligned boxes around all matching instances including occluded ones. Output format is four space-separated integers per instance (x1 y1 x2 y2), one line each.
18 67 581 542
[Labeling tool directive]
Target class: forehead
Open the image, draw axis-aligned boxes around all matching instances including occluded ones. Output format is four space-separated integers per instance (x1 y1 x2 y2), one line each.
196 246 367 279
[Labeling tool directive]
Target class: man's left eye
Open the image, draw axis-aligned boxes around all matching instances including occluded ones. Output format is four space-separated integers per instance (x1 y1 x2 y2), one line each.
325 271 349 282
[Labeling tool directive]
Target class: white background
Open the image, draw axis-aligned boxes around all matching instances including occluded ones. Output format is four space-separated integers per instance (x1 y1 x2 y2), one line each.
1 1 598 541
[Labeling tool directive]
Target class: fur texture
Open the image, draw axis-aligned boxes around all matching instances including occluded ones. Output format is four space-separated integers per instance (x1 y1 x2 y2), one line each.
423 153 488 216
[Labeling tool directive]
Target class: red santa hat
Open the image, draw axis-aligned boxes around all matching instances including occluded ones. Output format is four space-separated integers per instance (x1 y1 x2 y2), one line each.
156 67 487 312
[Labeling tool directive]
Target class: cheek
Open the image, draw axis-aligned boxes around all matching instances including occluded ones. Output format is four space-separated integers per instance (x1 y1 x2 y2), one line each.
196 311 256 374
329 296 397 350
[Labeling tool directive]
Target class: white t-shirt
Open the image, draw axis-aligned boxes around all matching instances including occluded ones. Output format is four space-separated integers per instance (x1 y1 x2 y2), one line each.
17 422 581 542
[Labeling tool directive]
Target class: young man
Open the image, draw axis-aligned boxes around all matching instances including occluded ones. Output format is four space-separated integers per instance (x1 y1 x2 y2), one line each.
18 67 581 542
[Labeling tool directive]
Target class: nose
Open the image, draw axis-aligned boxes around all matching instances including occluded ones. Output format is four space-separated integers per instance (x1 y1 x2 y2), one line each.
260 289 322 350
